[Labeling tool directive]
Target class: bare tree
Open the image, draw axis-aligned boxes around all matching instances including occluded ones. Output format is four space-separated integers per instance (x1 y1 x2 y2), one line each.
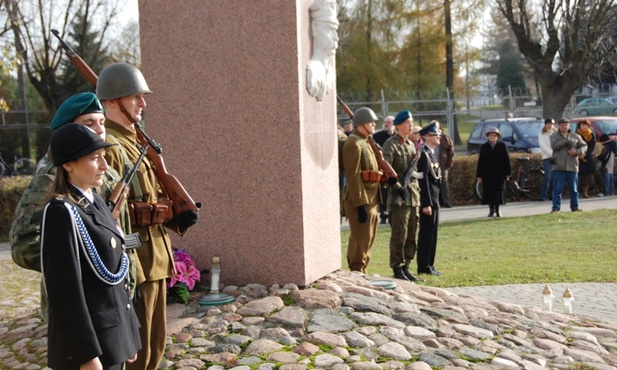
496 0 617 118
0 0 128 114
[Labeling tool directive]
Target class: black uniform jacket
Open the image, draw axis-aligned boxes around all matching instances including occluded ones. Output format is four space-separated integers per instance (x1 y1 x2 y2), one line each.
417 146 441 209
41 186 141 369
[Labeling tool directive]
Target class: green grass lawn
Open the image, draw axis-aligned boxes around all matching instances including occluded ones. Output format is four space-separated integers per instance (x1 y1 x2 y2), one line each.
341 209 617 288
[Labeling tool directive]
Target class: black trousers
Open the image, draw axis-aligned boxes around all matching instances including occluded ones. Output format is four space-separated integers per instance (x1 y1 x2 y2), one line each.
417 208 439 271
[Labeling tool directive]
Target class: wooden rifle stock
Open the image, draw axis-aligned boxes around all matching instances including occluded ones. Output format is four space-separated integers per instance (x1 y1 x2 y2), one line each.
107 144 149 220
336 96 398 183
53 29 201 217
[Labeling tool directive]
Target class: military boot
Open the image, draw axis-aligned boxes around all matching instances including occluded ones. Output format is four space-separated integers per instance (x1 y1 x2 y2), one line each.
393 267 410 281
402 265 419 282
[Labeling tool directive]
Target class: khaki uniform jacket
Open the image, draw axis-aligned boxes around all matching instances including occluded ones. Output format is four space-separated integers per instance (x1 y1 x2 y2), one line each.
550 131 587 173
343 130 381 207
104 119 174 282
382 134 420 207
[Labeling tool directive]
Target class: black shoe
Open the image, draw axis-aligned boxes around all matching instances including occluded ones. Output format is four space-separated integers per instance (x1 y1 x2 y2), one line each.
393 268 410 281
418 267 439 276
429 266 443 276
488 206 494 217
401 266 421 282
495 209 502 217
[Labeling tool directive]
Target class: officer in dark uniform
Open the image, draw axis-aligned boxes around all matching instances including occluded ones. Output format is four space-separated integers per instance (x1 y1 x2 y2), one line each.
41 123 141 370
416 122 443 276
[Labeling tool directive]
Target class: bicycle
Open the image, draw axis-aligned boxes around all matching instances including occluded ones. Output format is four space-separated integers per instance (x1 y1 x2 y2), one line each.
0 148 35 177
475 156 544 201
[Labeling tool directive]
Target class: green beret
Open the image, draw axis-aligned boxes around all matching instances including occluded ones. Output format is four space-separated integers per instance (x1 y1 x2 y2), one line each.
50 92 104 130
393 110 412 125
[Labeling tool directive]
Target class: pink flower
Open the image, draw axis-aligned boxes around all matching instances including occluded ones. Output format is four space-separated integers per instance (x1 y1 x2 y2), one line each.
168 247 200 291
174 261 201 290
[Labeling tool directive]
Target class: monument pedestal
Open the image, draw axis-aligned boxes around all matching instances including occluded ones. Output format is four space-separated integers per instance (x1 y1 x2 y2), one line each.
139 0 341 286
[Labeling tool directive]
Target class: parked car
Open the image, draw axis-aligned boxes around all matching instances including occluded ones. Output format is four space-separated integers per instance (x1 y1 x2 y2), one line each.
467 117 544 154
606 96 617 105
569 116 617 137
575 98 617 116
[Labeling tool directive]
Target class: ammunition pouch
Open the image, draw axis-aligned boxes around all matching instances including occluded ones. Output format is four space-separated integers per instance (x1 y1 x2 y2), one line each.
124 232 143 250
129 199 174 228
361 170 383 183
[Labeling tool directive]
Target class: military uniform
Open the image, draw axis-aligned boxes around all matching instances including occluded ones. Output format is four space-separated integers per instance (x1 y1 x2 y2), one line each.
42 191 141 370
416 135 442 275
382 134 420 270
342 130 381 273
105 119 178 370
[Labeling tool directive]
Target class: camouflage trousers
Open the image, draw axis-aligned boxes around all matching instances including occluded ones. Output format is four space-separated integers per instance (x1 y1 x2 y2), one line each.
388 204 419 268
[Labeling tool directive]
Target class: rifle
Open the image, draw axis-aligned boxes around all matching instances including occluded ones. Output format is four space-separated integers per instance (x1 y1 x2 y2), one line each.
107 144 149 220
336 96 398 184
52 29 202 218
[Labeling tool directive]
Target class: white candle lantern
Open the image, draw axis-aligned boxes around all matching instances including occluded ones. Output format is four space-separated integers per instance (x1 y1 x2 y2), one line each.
562 287 574 314
210 256 221 294
542 284 554 311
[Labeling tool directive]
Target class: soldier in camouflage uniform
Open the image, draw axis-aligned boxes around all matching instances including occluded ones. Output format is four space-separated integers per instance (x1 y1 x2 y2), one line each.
9 92 141 319
382 110 421 282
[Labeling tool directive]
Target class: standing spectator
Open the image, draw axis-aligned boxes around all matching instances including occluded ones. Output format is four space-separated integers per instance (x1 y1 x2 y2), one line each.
538 118 557 201
342 107 382 273
409 125 424 150
97 62 199 370
373 115 395 224
476 127 511 217
576 119 596 198
382 110 420 282
596 134 616 197
416 122 443 276
550 118 587 213
41 123 141 370
433 121 454 208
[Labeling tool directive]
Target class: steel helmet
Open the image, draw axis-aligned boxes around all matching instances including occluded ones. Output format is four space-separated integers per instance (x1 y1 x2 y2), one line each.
352 107 378 126
96 62 152 100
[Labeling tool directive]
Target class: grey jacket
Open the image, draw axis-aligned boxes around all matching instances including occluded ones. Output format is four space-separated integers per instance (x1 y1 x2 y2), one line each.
550 131 587 173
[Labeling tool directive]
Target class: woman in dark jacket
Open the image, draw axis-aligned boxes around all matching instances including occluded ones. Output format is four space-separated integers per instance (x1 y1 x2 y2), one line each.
41 123 141 370
576 119 596 198
476 127 512 217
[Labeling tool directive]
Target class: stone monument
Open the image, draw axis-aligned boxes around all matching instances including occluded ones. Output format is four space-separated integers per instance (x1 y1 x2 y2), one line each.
138 0 341 286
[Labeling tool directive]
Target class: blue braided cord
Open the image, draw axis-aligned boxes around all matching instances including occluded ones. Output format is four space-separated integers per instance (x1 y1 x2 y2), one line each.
69 205 128 285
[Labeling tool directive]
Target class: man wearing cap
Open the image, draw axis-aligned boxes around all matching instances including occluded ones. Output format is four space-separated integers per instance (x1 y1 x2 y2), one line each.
97 62 199 370
373 115 395 223
343 107 382 273
382 110 421 282
550 118 587 213
416 122 443 276
9 92 143 319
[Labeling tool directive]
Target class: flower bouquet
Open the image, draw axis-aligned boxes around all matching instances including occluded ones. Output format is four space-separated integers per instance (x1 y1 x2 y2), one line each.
167 247 201 304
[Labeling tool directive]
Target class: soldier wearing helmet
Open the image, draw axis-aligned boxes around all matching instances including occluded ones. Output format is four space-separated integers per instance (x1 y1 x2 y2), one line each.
342 107 382 273
97 62 196 370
